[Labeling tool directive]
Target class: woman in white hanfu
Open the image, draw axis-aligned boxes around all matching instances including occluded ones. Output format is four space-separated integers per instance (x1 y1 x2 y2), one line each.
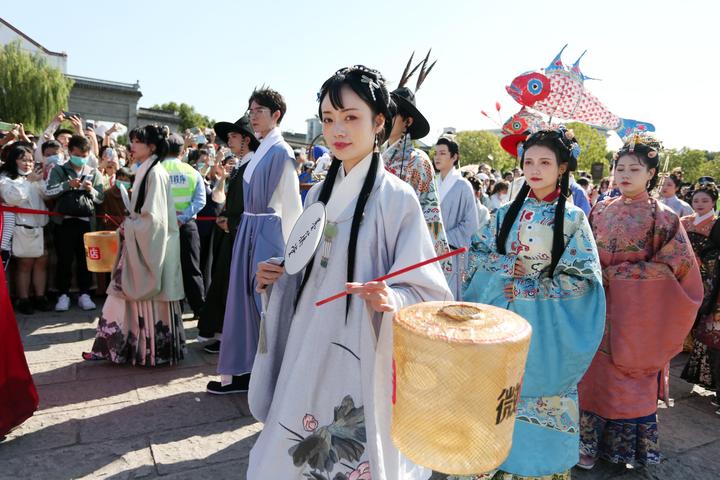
247 66 452 480
85 125 185 366
434 136 480 300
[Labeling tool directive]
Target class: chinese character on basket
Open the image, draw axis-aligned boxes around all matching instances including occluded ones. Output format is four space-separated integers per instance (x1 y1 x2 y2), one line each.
495 383 521 425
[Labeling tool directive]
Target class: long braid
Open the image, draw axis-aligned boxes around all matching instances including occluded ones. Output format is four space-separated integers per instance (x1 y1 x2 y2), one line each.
497 183 531 254
345 148 380 317
550 171 570 275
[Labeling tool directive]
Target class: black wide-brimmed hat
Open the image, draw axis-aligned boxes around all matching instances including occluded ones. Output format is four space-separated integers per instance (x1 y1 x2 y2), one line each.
213 115 259 150
390 50 437 140
391 87 430 140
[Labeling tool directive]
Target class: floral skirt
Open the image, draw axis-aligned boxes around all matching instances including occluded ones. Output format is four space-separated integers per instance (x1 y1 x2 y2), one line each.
448 470 570 480
90 294 186 366
681 339 720 390
579 410 660 466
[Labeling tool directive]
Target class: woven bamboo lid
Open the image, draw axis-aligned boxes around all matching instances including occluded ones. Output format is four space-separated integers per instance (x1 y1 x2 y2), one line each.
392 302 532 475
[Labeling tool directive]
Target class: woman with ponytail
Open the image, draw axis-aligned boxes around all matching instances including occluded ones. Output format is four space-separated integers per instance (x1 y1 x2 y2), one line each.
247 66 450 479
83 124 186 366
578 133 702 469
463 127 606 479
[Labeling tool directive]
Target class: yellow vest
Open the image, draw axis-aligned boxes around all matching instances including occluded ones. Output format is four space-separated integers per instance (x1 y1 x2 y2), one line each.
161 159 198 212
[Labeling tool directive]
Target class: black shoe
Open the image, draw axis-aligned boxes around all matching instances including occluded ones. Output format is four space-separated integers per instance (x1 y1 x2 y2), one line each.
203 340 221 354
206 374 250 395
33 295 52 312
16 298 34 315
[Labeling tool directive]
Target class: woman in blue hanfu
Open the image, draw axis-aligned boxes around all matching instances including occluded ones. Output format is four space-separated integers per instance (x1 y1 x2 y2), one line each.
461 128 606 480
246 66 451 480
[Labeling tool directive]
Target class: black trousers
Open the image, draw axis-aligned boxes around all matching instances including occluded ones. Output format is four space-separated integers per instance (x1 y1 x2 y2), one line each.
179 220 205 313
54 218 92 295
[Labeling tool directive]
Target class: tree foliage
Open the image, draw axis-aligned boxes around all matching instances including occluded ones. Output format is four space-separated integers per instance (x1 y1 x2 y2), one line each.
452 130 517 173
150 102 214 131
0 41 73 133
665 149 720 185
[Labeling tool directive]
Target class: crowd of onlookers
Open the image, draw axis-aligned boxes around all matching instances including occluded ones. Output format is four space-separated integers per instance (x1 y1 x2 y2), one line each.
1 113 714 316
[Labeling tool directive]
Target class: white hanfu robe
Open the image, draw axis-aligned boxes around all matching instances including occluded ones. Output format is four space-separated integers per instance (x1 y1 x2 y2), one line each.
248 154 452 480
438 169 480 300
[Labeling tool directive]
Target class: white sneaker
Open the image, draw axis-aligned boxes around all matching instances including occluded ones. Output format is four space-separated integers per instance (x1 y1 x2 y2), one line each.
78 294 96 311
55 294 70 312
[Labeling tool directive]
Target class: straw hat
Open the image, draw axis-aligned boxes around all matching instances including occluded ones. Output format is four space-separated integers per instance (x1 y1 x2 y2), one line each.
392 302 532 475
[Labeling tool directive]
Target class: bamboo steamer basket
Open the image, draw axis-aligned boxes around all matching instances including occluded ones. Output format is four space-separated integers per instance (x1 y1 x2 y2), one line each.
392 302 532 475
83 231 119 273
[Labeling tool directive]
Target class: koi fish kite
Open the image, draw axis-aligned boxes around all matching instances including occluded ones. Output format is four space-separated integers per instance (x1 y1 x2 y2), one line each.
506 45 655 138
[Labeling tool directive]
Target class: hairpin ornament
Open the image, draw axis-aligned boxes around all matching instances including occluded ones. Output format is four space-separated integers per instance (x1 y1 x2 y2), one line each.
361 75 380 101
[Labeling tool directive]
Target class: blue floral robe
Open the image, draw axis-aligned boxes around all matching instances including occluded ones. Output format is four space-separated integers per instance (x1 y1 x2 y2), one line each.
462 193 605 477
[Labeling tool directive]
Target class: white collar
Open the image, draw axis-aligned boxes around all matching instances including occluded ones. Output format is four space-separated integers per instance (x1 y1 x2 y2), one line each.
238 152 253 166
325 153 373 222
243 127 283 183
438 168 462 203
694 210 716 225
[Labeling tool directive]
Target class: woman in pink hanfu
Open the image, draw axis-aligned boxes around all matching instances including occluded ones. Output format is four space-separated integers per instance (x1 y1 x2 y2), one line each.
578 132 703 469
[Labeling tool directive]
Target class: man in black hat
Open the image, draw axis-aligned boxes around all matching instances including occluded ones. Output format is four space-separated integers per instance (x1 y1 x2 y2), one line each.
197 115 258 355
383 52 451 274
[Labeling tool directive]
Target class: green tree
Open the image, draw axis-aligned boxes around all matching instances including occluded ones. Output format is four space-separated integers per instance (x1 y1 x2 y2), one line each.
565 122 608 174
0 41 73 133
665 148 720 184
150 102 214 131
453 130 516 173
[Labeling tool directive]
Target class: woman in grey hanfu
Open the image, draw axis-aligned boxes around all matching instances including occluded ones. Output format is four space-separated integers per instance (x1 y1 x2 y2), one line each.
434 136 480 300
85 125 185 366
247 67 451 479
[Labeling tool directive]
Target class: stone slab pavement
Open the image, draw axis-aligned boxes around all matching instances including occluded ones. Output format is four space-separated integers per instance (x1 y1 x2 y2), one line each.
2 302 720 479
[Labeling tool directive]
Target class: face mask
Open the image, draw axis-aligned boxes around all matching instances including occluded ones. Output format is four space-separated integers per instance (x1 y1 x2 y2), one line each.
18 169 31 176
46 154 61 165
70 155 88 167
197 162 206 172
116 180 131 191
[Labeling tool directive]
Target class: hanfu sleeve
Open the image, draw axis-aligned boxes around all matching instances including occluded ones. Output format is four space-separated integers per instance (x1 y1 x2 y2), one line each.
601 211 703 376
120 169 169 300
382 187 453 309
444 181 480 250
462 209 519 303
413 153 450 258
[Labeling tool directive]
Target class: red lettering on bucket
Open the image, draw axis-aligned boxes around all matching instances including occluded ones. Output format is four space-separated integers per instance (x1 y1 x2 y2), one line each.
88 247 101 260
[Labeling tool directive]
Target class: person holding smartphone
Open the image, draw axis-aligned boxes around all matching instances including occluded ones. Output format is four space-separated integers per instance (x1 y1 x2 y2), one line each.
44 135 104 312
0 145 51 314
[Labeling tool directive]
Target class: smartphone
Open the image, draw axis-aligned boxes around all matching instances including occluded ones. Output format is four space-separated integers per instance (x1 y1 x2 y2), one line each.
0 121 14 131
62 111 76 118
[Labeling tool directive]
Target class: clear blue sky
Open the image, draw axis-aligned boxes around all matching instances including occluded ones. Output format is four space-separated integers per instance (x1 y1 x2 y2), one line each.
5 0 718 150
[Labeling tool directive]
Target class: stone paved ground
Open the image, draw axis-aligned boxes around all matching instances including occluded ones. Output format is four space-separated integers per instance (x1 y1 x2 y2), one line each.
2 302 720 479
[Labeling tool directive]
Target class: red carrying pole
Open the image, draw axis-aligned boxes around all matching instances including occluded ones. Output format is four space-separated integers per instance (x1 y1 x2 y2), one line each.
315 247 467 307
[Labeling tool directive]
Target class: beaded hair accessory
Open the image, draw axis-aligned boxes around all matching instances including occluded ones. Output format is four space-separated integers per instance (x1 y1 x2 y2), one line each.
517 125 580 162
614 131 662 160
316 65 385 102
